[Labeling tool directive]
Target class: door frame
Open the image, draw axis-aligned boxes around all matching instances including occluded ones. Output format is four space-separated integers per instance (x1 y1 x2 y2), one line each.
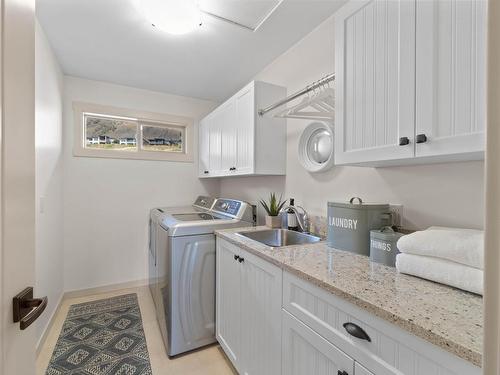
0 0 37 374
484 0 500 373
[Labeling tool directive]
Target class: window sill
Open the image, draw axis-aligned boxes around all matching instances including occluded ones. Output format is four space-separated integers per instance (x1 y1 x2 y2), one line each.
73 148 194 162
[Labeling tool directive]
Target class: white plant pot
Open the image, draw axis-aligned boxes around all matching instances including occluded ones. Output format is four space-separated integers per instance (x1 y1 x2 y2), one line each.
265 215 281 229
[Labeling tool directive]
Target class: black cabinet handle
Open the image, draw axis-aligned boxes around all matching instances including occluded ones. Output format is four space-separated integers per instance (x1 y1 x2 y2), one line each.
229 167 237 171
234 255 240 261
399 136 410 146
416 134 428 143
204 170 209 174
337 371 348 375
343 322 371 342
238 257 244 263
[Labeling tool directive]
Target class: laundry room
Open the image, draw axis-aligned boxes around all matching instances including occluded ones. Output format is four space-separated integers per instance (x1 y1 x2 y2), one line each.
2 1 500 375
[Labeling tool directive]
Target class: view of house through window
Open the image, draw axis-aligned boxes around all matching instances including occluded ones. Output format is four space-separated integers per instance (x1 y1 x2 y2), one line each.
142 123 183 152
84 113 184 153
85 114 138 151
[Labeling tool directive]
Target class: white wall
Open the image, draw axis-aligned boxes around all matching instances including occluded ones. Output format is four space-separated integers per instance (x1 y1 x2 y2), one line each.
220 15 485 230
62 77 219 292
35 21 64 345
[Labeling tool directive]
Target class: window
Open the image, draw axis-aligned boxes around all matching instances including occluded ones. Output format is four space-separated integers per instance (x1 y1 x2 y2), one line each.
73 102 194 162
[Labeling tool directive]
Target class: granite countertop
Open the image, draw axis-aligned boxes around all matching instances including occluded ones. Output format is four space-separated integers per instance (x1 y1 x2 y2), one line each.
215 226 483 367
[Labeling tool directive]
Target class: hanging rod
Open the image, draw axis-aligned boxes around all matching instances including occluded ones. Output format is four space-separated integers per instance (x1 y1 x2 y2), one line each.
258 73 335 116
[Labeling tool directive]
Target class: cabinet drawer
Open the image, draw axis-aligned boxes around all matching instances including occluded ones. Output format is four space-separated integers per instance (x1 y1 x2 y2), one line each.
283 272 480 375
282 309 354 375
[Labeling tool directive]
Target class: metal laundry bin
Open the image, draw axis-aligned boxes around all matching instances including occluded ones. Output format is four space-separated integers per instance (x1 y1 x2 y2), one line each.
327 197 391 256
370 227 404 267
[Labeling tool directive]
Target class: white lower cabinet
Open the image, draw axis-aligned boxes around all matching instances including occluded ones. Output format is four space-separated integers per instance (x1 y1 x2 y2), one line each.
282 272 481 375
282 310 354 375
355 363 374 375
216 238 481 375
216 239 242 368
216 238 282 375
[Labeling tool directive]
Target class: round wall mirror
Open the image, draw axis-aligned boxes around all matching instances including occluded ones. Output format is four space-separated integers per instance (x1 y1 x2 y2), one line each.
298 121 334 172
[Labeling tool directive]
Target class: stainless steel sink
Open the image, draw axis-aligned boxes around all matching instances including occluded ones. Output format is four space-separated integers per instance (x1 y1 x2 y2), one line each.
237 229 321 247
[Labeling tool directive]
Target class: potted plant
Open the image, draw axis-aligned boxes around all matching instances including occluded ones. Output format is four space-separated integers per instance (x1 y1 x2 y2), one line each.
260 193 286 228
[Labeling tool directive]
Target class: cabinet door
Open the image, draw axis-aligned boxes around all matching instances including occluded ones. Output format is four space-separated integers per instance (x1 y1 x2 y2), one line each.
335 0 416 165
198 116 210 177
215 240 242 370
355 363 375 375
219 100 238 174
240 250 282 375
283 310 355 375
208 110 223 175
415 0 487 158
234 85 255 175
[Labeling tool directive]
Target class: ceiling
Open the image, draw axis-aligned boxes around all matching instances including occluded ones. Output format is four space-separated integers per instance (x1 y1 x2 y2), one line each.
36 0 345 101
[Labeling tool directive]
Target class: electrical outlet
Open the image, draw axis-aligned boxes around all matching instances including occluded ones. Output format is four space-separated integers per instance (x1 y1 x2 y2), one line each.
389 204 404 228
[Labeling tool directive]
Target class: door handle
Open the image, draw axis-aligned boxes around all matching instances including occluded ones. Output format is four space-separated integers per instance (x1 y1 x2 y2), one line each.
13 287 48 330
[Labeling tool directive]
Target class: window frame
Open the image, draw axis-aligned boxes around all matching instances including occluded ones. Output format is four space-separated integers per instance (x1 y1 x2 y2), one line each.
73 101 194 162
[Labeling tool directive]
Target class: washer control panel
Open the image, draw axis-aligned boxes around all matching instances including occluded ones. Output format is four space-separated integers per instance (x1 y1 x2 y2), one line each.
213 199 242 217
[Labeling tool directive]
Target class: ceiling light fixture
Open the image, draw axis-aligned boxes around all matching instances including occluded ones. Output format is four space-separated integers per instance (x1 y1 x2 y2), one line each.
140 0 202 35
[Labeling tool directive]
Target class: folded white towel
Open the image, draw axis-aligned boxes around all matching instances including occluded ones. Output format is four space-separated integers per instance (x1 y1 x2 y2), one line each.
397 227 484 269
396 253 483 295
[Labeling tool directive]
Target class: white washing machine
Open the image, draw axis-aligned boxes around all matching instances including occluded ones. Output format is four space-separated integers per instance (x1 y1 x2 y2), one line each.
148 196 255 356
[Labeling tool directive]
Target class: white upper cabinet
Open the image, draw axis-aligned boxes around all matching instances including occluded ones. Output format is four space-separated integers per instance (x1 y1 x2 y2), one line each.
198 115 210 176
415 0 487 159
199 81 286 177
335 0 416 165
335 0 487 167
235 85 255 175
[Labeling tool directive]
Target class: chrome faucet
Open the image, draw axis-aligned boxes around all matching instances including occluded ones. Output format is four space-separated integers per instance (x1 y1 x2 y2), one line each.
280 205 310 234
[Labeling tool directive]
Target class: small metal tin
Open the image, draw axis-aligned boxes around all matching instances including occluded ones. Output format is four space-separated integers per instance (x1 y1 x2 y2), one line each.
370 227 404 267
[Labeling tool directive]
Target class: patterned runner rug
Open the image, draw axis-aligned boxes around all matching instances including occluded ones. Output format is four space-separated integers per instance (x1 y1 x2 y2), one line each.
45 293 152 375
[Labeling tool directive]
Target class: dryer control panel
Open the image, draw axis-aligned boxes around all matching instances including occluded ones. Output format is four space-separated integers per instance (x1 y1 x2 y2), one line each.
193 196 216 210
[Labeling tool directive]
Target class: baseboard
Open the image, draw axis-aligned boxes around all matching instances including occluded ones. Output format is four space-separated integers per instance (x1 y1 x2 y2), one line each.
62 279 149 300
36 278 149 356
36 291 64 356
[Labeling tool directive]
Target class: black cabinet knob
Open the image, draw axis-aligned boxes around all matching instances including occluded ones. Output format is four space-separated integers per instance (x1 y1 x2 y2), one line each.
234 255 240 261
204 170 209 174
416 134 428 143
238 257 244 263
399 136 410 146
337 371 348 375
229 167 237 171
343 322 371 342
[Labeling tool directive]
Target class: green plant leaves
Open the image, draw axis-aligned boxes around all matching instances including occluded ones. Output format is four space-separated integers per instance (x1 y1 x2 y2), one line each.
260 192 286 216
